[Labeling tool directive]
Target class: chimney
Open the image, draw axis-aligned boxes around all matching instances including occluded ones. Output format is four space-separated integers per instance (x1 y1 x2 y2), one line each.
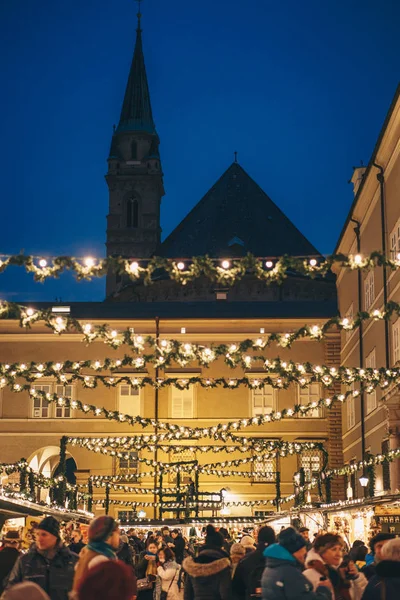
350 165 367 196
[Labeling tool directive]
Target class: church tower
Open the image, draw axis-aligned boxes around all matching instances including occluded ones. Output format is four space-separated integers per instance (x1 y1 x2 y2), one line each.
105 11 164 296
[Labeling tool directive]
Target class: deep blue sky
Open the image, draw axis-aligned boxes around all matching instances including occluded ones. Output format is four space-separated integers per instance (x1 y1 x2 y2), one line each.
0 0 399 301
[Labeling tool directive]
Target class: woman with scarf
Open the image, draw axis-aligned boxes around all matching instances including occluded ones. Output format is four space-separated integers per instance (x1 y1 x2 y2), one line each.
72 516 121 593
155 547 180 600
303 534 367 600
136 538 159 600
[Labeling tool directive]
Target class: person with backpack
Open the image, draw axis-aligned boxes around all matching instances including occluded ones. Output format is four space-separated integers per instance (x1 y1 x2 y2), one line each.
232 525 276 600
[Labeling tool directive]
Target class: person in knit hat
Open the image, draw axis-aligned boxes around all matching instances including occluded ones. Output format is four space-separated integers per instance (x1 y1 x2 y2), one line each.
72 516 120 593
0 531 22 595
230 543 245 576
261 527 333 600
233 526 276 600
5 516 78 600
240 535 256 554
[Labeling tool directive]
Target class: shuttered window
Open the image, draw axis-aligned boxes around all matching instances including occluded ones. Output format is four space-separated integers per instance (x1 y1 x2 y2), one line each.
171 387 194 418
119 385 141 416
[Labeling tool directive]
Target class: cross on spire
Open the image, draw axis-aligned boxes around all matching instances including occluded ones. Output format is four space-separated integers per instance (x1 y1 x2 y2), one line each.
234 151 238 163
136 0 142 29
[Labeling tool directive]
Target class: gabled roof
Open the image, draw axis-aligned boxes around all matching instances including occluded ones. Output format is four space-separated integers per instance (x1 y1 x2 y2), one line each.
160 162 321 258
116 15 156 134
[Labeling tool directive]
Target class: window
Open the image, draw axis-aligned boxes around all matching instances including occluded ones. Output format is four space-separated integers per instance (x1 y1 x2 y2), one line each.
364 271 375 311
299 452 322 483
118 510 137 524
55 385 72 418
251 385 275 417
126 197 139 228
169 449 196 483
347 383 356 430
118 385 141 416
253 455 276 482
171 387 194 418
32 384 74 418
393 319 400 365
298 383 321 418
389 218 400 258
118 452 139 479
32 385 51 418
344 303 354 342
365 349 377 413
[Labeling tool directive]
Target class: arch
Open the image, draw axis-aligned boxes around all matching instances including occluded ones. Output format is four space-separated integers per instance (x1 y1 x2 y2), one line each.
28 446 77 501
126 196 139 228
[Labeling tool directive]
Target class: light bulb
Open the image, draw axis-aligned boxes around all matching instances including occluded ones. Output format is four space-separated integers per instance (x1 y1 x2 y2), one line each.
39 259 47 268
26 308 34 317
354 254 362 265
309 259 317 267
265 261 273 268
177 262 185 270
84 257 95 268
221 260 230 269
181 327 186 334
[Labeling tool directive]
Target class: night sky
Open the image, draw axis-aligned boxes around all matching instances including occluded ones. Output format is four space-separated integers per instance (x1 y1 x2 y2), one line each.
0 0 399 302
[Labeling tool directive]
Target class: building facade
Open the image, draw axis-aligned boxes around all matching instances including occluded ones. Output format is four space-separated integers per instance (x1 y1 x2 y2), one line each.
334 85 400 499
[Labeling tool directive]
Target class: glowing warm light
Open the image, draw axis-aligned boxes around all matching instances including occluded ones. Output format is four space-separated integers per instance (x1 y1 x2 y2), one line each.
354 254 362 265
177 262 185 270
39 259 47 268
84 257 95 268
309 259 317 267
265 261 273 268
221 260 230 269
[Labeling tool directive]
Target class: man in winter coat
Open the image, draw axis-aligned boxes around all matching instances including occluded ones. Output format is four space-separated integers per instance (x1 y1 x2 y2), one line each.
0 531 22 595
361 533 396 581
170 530 185 564
5 516 78 600
68 530 85 556
233 525 276 600
261 527 333 600
361 538 400 600
183 525 232 600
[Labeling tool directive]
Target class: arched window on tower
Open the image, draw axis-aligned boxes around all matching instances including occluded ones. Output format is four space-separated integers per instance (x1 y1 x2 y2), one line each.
127 196 139 228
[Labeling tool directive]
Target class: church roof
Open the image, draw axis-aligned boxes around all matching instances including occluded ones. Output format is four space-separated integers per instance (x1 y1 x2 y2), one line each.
160 162 321 258
116 15 156 134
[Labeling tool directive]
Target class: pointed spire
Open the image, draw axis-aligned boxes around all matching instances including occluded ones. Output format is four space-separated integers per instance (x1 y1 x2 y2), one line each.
117 7 156 133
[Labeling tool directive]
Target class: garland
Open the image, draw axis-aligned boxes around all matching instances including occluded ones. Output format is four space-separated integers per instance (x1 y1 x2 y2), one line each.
1 355 396 390
55 437 67 505
2 300 400 350
0 251 399 283
365 452 377 498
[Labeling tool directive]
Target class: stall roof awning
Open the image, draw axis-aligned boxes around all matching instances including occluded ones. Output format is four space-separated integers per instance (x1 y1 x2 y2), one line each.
0 495 92 523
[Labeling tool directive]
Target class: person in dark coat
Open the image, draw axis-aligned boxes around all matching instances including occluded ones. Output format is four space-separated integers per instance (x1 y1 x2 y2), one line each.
0 531 22 594
171 529 185 564
5 516 78 600
68 530 85 555
361 533 396 581
361 538 400 600
136 539 159 600
183 525 232 600
261 527 333 600
117 535 135 571
233 525 276 600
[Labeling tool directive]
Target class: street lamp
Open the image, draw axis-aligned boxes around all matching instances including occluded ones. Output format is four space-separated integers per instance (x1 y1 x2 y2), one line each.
359 476 369 488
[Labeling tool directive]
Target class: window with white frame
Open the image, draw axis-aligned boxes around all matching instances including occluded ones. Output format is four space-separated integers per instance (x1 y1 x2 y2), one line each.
364 271 375 311
118 452 139 479
347 383 356 430
118 384 141 416
168 449 196 483
299 452 322 482
344 303 354 342
389 218 400 258
298 383 321 418
365 349 377 413
253 455 276 482
55 384 73 418
32 384 74 418
393 319 400 365
171 386 194 418
251 385 275 417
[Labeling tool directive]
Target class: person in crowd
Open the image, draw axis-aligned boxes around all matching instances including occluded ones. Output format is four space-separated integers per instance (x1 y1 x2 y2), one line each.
72 516 120 593
240 535 256 554
219 528 233 555
161 527 174 546
75 559 137 600
128 529 145 556
349 541 365 562
156 547 180 600
5 516 78 600
117 534 136 571
299 528 312 552
303 533 367 600
361 537 400 600
0 531 22 595
69 530 85 555
361 533 396 581
352 545 368 570
136 539 159 600
170 529 185 564
183 524 232 600
233 525 276 600
229 543 245 576
262 527 333 600
2 581 50 600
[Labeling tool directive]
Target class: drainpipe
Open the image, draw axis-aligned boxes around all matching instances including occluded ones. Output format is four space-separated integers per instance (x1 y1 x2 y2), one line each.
372 162 390 369
154 316 160 519
350 218 366 496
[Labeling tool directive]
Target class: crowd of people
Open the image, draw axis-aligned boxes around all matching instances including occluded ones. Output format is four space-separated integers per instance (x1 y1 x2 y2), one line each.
0 514 399 600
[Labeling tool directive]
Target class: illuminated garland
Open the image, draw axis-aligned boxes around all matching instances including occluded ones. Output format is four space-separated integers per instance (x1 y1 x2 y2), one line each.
0 490 93 518
0 460 77 492
2 300 400 351
1 251 399 284
1 356 397 391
